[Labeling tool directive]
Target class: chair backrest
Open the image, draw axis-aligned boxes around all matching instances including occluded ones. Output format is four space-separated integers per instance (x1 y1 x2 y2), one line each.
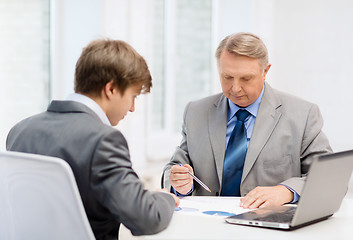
0 151 95 240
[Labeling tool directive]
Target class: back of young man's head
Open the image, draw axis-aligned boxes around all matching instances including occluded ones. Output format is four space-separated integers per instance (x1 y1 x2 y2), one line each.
74 39 152 97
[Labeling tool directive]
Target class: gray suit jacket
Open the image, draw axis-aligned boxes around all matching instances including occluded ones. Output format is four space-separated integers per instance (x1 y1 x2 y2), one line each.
7 101 174 240
162 82 332 197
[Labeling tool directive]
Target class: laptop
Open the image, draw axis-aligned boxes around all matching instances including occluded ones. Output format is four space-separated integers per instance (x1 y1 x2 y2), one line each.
225 149 353 230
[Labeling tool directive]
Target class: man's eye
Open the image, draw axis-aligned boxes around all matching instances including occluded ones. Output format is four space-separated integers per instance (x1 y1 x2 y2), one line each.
224 75 233 80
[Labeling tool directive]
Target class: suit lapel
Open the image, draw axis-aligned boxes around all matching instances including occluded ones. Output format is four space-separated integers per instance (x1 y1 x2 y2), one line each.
208 94 228 185
242 83 282 182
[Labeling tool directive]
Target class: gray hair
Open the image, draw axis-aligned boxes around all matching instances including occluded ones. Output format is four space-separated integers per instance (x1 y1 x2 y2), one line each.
215 32 269 69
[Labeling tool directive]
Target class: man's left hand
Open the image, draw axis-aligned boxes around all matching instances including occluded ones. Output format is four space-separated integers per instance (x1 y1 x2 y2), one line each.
240 185 294 209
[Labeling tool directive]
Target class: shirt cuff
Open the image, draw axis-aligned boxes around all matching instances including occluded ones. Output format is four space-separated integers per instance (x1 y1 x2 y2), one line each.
172 185 194 196
280 184 300 203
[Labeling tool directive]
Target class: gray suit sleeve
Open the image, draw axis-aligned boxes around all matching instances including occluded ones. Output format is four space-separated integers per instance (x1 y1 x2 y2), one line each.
91 130 174 236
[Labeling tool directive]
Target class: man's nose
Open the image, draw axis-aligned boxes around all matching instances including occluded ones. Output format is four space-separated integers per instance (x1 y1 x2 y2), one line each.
232 80 242 92
129 101 135 112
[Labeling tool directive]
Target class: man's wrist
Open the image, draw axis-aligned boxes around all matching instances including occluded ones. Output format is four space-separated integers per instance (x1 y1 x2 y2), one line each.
172 185 194 196
280 184 300 203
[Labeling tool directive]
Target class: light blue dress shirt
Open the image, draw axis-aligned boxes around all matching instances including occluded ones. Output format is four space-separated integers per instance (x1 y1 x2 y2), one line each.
225 86 264 148
226 85 299 203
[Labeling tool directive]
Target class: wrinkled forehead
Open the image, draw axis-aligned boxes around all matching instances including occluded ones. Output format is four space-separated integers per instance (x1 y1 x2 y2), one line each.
218 51 264 73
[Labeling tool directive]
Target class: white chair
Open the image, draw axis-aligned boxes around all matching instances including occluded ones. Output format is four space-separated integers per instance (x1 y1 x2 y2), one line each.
0 151 95 240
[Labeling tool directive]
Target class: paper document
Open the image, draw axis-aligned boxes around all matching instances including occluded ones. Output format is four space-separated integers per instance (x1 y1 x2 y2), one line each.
175 196 252 218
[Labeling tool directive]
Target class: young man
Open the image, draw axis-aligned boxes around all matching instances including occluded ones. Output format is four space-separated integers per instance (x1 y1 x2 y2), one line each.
162 32 332 209
7 39 179 240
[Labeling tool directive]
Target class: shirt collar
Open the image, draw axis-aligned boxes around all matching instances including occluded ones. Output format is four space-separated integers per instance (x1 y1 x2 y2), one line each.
227 84 265 121
66 93 111 126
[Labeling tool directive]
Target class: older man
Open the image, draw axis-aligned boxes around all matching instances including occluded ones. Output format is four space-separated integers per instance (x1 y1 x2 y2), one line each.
162 32 332 209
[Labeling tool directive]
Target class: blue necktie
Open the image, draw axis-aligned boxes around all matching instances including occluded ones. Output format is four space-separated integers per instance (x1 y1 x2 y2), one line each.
221 109 250 196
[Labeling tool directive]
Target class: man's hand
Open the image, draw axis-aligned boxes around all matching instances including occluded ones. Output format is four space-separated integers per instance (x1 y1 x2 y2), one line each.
240 185 294 209
160 188 180 207
169 164 194 195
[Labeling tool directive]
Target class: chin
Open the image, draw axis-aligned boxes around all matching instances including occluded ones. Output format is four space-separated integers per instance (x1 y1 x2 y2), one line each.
109 119 119 126
229 99 244 107
229 97 250 108
237 103 249 108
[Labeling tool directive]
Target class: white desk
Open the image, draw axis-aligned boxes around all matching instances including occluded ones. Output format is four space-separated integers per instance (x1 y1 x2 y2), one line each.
144 196 353 240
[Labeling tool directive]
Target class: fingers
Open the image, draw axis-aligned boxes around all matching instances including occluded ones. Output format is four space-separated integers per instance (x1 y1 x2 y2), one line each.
158 189 180 207
169 165 190 184
240 185 294 209
240 189 267 209
169 164 193 195
243 197 270 209
170 164 189 174
259 201 271 208
171 194 181 207
183 164 194 174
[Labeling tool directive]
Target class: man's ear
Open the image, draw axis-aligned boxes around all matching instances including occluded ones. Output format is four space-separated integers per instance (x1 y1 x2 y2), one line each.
103 80 117 100
264 64 271 76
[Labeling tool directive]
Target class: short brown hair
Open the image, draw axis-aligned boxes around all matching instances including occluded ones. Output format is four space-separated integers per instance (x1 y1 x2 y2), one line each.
215 32 269 69
74 39 152 96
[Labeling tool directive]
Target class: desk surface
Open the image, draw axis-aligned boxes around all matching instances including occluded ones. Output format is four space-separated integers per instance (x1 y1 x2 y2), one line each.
142 196 353 240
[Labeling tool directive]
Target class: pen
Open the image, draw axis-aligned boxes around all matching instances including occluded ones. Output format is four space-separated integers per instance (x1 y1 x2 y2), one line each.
179 164 211 192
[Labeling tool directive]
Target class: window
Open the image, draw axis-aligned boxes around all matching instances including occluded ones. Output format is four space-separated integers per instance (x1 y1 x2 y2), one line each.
0 0 50 150
146 0 214 161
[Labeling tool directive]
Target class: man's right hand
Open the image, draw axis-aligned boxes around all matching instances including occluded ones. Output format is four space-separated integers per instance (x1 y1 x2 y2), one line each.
169 164 194 195
160 188 180 207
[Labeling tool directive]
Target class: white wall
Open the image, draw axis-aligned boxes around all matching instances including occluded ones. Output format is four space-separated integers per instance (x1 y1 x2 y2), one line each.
50 0 103 100
51 0 154 169
0 0 50 150
215 0 353 152
269 0 353 152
